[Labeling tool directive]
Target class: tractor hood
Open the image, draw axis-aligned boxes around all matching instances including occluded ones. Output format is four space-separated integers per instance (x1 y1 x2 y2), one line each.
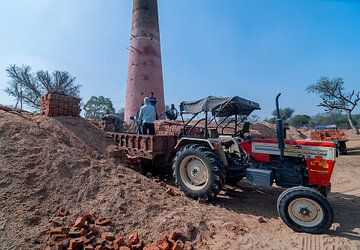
180 96 260 117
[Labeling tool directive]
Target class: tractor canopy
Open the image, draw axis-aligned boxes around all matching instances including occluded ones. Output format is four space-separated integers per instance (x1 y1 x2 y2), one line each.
315 124 337 130
180 96 260 117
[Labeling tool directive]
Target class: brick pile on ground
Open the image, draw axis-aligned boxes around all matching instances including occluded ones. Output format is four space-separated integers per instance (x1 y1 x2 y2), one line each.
40 92 81 117
0 108 250 250
46 212 193 250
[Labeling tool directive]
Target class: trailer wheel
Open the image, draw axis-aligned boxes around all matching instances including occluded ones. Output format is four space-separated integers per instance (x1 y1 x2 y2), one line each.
277 186 334 233
172 145 225 201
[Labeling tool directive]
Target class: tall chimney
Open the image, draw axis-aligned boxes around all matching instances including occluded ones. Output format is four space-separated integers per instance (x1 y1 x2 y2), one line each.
124 0 165 122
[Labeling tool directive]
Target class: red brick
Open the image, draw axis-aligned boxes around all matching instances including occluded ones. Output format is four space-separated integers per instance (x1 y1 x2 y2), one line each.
68 238 85 249
69 227 86 238
119 247 131 250
50 234 67 244
95 218 111 226
158 241 170 250
128 231 139 245
165 187 175 196
132 239 144 250
57 208 68 217
197 197 206 204
74 216 87 228
144 244 160 250
169 232 182 241
113 235 126 248
101 232 115 241
183 241 192 250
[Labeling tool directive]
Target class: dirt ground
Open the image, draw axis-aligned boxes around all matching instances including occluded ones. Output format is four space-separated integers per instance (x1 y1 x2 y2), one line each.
0 110 359 249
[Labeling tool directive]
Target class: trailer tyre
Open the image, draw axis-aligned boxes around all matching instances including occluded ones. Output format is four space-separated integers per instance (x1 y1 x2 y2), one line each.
172 145 225 201
277 186 334 233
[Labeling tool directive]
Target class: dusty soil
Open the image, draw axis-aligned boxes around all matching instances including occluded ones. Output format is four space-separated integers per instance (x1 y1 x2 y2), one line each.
0 110 359 249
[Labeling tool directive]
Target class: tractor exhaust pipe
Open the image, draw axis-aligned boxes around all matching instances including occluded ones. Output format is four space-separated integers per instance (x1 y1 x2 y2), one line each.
275 93 285 161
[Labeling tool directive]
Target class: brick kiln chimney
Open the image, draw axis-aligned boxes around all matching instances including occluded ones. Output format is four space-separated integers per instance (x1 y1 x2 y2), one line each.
124 0 165 122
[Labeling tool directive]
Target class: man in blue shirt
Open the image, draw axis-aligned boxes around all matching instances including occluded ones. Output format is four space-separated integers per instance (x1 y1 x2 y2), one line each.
138 97 156 135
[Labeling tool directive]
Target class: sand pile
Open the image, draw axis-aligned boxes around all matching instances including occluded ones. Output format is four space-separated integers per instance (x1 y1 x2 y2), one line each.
0 109 249 250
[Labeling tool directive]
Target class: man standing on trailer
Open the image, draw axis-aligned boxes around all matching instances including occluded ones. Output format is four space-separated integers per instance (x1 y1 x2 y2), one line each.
138 97 156 135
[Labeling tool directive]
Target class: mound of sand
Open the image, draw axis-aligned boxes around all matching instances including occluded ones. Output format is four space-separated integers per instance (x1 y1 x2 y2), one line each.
0 110 247 249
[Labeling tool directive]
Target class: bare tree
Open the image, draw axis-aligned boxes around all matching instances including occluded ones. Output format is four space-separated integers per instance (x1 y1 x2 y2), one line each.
5 64 81 110
307 77 359 134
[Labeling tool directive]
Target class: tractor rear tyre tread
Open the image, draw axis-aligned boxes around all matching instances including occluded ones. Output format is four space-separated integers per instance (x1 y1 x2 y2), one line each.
277 186 334 233
172 144 225 201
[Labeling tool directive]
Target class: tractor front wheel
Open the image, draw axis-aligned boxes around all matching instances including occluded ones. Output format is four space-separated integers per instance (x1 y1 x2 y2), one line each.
277 186 334 233
172 145 225 201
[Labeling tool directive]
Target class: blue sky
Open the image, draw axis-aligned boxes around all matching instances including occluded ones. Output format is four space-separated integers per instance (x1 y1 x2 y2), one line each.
0 0 359 118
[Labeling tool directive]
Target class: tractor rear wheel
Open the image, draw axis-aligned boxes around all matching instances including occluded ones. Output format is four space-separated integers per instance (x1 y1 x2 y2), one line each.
172 145 225 201
277 186 334 233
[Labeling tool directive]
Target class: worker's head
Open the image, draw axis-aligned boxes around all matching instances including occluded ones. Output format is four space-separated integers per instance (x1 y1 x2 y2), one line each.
144 97 150 104
171 104 175 108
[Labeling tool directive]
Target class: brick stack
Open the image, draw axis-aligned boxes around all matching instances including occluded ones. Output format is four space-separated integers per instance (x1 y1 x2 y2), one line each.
310 130 347 141
40 92 81 117
45 211 193 250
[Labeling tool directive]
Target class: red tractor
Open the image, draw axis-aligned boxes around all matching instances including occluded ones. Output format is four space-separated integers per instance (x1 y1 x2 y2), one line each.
112 94 336 233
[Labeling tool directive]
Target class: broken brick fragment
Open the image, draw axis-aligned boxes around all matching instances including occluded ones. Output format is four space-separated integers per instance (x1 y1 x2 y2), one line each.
113 235 126 248
197 198 206 204
257 216 267 223
74 216 87 228
95 218 111 226
50 227 63 235
132 239 144 250
165 188 175 196
57 208 68 217
169 232 182 241
128 231 139 245
69 227 83 238
50 234 67 244
68 238 85 249
158 241 170 250
183 241 192 250
144 244 160 250
101 232 115 241
119 247 131 250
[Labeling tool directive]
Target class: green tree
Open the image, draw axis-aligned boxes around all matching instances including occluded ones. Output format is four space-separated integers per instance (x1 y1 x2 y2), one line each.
307 77 359 134
271 107 295 121
5 64 80 109
83 96 115 119
289 114 311 128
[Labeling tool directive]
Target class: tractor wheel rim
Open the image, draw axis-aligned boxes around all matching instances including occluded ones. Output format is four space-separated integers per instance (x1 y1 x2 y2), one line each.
180 155 209 190
288 198 324 227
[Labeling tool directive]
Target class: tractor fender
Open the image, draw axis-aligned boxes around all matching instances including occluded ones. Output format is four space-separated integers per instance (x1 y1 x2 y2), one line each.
174 138 228 166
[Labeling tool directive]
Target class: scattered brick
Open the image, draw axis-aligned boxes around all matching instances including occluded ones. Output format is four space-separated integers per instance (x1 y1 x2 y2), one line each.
169 232 182 241
69 227 86 238
128 231 139 245
74 216 87 228
183 241 192 250
158 241 170 250
257 216 267 223
101 232 115 241
119 247 131 250
113 235 126 248
197 198 206 204
166 187 175 196
95 218 111 226
68 237 85 249
57 208 68 217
